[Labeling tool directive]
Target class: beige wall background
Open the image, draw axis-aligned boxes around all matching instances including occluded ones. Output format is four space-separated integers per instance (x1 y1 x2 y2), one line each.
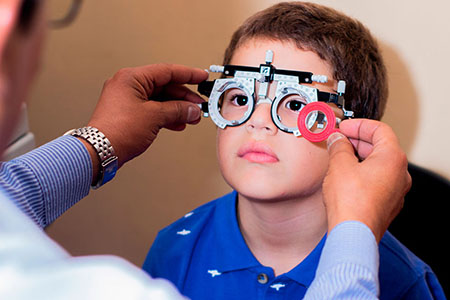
29 0 450 266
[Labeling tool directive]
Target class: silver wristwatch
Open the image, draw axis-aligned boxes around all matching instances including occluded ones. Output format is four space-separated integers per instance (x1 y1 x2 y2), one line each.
65 126 118 189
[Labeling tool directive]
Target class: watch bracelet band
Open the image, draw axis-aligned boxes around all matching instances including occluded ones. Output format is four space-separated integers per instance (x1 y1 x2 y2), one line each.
65 126 118 189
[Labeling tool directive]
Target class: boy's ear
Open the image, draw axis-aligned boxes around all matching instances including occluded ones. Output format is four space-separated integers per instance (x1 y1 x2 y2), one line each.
0 0 21 59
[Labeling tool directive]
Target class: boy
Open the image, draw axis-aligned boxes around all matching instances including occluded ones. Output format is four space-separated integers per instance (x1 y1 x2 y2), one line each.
143 2 445 299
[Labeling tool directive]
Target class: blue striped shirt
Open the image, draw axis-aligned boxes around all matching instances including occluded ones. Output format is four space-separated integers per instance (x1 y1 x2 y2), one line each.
0 135 92 228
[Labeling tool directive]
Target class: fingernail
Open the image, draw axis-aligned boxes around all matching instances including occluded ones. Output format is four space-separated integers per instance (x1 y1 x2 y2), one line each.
187 106 201 123
327 132 345 150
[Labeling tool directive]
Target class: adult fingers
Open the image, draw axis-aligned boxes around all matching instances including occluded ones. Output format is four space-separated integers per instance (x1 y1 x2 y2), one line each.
136 63 209 93
326 132 359 167
339 119 388 144
348 138 373 160
339 119 400 159
154 100 202 130
153 84 205 104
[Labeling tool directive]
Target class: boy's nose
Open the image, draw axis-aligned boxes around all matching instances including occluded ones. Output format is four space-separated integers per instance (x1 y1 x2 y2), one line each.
245 102 278 135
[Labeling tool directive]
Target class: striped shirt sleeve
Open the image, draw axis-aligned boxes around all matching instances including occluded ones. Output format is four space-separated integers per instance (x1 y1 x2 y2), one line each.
0 135 92 228
303 221 380 299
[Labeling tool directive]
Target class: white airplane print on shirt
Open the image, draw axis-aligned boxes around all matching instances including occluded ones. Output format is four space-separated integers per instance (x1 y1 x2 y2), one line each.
207 270 222 277
176 229 191 236
270 283 286 291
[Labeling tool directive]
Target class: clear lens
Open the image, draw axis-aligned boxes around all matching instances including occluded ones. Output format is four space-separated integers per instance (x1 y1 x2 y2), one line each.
304 110 328 134
48 0 73 20
218 87 252 126
275 93 308 129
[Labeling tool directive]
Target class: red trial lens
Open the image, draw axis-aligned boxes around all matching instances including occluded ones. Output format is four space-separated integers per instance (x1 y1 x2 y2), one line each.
297 102 339 142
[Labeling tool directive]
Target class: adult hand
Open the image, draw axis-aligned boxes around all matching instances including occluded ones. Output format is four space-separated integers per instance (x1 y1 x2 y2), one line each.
323 119 412 242
83 64 208 174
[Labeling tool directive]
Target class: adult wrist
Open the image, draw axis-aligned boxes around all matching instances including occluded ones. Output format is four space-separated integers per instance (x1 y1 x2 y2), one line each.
64 126 118 189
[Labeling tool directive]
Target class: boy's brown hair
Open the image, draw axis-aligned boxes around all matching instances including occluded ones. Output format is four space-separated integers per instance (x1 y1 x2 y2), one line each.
223 2 387 120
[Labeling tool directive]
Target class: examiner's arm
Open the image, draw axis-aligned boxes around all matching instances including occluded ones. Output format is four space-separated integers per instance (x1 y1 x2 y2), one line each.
304 221 379 299
0 135 92 228
0 64 207 228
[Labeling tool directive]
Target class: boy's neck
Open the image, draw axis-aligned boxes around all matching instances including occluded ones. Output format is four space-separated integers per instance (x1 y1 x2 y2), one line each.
237 190 327 277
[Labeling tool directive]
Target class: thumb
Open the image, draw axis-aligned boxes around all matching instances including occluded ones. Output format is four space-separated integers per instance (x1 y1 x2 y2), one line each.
327 132 359 167
157 101 201 129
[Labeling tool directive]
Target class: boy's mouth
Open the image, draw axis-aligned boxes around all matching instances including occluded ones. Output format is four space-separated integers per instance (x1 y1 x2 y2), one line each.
237 142 279 163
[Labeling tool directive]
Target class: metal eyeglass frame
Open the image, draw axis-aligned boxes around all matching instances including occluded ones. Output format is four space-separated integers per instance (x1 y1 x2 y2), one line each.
48 0 83 29
197 50 354 136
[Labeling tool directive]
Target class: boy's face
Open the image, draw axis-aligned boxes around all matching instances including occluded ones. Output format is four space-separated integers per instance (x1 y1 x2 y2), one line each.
217 38 336 202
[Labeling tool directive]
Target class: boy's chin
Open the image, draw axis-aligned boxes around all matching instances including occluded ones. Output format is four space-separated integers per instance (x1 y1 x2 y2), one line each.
227 181 273 202
230 178 323 204
238 191 280 203
235 186 313 204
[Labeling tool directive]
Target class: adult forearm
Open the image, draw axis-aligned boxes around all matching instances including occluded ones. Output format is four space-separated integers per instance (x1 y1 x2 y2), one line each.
303 221 379 300
0 135 92 228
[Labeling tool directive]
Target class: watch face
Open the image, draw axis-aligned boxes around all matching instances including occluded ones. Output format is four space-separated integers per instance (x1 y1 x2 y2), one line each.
93 156 118 189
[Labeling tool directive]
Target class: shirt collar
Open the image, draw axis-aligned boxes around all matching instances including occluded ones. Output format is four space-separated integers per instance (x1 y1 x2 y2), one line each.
208 191 326 287
208 191 261 272
284 234 326 287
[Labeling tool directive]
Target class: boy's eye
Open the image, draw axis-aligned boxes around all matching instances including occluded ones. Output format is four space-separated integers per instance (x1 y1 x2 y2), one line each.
285 100 305 112
232 95 249 106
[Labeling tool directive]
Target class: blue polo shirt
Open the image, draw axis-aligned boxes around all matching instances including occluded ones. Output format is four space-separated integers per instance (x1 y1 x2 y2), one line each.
143 191 445 300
